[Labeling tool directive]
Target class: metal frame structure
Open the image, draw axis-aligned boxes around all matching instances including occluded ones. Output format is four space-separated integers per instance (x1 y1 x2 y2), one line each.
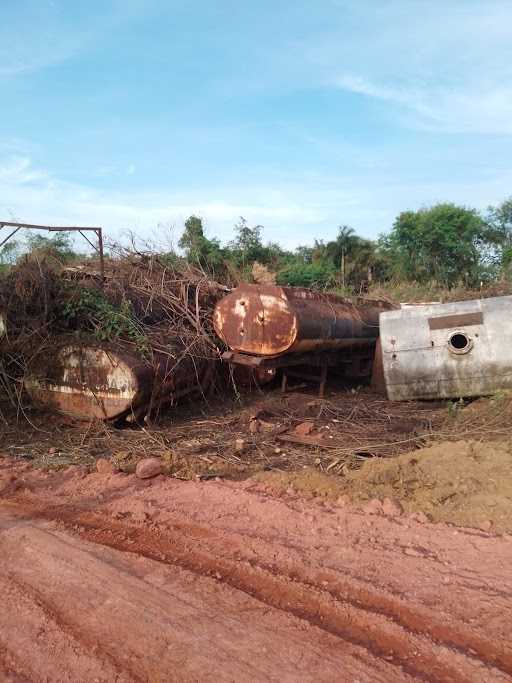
222 348 374 397
0 221 104 280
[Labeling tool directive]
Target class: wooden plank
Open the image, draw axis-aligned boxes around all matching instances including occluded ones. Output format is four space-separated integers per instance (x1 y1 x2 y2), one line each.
428 312 483 330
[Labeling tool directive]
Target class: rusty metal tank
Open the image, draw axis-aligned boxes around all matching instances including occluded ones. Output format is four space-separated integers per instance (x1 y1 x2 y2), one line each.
214 284 392 356
24 343 215 421
380 295 512 400
24 345 154 420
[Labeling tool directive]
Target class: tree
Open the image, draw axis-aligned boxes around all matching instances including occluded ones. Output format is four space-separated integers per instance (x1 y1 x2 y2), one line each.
384 203 487 287
178 215 206 258
178 215 224 270
26 231 78 263
0 240 21 266
485 197 512 276
326 225 357 288
294 245 314 264
228 217 269 269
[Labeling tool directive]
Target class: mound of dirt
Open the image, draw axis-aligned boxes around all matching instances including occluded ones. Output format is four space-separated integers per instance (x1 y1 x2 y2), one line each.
258 439 512 533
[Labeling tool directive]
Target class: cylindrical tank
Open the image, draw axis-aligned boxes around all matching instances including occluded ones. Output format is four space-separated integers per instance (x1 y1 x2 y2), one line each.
214 284 394 356
24 345 154 421
24 343 214 421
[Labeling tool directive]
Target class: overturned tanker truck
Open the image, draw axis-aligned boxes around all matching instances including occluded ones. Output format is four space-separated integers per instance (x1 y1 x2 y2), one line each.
214 284 395 395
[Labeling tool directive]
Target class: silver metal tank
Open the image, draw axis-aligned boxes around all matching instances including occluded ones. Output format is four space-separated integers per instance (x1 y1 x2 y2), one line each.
380 295 512 400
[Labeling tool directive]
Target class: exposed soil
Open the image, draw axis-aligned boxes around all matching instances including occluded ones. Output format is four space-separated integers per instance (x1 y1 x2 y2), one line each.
1 458 512 682
2 391 512 681
258 438 512 533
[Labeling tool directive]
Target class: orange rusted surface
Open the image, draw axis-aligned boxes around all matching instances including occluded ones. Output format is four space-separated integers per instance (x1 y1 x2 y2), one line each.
25 345 153 421
214 284 394 356
25 344 216 421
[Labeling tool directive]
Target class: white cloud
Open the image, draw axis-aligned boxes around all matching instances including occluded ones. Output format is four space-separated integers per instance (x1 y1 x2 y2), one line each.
0 155 329 247
302 1 512 135
2 153 512 249
334 74 512 135
0 156 48 184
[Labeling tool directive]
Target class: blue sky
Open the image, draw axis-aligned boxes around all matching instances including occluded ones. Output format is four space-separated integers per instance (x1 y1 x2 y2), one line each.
1 0 512 249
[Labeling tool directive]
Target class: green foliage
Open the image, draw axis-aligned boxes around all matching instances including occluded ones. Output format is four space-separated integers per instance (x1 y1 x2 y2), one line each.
485 197 512 276
158 250 181 268
178 215 225 271
276 262 336 288
383 203 488 287
229 218 265 266
0 240 21 265
26 231 79 263
0 240 21 273
61 287 149 353
228 217 287 273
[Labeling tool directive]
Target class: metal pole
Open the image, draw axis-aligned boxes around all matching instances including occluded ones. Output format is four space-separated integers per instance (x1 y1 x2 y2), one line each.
97 228 105 283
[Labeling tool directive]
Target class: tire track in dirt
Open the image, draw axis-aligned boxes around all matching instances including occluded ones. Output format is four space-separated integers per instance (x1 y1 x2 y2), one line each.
2 462 512 683
0 572 134 682
0 509 410 683
149 514 512 675
12 500 509 683
0 563 130 682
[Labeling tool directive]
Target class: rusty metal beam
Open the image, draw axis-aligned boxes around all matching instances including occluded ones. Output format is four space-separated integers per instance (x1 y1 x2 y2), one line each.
222 345 374 369
0 221 102 231
0 220 105 285
0 226 21 248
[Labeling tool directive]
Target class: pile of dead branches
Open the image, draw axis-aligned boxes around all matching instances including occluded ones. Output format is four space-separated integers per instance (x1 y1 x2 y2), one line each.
0 249 232 417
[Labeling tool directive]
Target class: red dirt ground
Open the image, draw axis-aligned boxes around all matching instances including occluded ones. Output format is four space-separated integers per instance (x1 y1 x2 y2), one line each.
1 459 511 682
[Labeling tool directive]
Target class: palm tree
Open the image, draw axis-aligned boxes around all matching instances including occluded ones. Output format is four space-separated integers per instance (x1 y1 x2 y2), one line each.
326 225 356 288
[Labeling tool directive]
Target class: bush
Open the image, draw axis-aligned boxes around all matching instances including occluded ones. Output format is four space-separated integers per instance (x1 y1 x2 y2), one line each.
276 262 336 289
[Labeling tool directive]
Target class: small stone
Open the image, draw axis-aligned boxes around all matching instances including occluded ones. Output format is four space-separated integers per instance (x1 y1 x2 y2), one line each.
285 486 295 495
294 422 314 437
479 520 493 532
96 458 115 475
381 497 404 517
48 447 58 455
274 447 282 454
363 499 383 515
336 494 350 507
135 457 163 480
409 511 430 524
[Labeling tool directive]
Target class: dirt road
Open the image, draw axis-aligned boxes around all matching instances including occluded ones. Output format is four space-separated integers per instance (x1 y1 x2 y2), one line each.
1 460 511 682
